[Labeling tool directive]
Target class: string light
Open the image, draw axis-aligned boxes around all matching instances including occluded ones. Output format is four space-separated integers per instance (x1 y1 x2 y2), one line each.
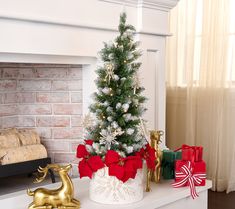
109 88 113 96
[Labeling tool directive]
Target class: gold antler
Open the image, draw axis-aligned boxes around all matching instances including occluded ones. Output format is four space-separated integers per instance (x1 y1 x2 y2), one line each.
34 166 48 183
34 164 61 183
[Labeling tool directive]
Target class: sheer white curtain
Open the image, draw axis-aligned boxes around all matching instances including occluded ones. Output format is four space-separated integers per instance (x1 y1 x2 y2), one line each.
166 0 235 192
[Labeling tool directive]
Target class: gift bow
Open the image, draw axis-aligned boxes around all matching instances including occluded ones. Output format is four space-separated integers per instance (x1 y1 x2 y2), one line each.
172 161 206 199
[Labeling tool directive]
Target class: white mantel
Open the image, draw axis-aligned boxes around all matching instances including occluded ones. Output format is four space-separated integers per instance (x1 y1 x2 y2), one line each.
0 0 179 147
0 178 212 209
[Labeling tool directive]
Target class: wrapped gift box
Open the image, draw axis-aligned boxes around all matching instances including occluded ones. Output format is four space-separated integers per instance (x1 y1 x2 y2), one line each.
175 160 206 186
176 144 203 162
162 150 182 179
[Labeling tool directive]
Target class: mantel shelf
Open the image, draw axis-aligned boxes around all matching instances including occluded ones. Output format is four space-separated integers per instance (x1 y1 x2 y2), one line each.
0 178 212 209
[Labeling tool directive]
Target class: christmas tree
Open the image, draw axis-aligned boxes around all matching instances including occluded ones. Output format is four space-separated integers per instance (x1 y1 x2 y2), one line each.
87 12 147 157
77 13 155 182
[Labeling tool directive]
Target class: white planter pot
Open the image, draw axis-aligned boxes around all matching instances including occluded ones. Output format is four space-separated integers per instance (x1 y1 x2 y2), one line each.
89 167 144 204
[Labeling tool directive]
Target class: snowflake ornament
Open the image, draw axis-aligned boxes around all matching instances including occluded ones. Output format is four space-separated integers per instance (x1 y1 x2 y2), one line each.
99 126 124 149
82 113 95 129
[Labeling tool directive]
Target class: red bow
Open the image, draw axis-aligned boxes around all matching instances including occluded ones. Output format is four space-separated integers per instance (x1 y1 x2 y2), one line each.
136 144 156 170
172 161 206 199
76 140 104 178
105 150 142 182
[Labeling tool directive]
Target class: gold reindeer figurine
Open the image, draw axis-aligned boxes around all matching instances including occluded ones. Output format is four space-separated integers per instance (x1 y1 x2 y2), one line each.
146 130 164 192
27 164 80 209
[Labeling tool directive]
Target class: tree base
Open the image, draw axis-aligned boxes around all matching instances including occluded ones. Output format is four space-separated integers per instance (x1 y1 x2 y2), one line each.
89 167 143 204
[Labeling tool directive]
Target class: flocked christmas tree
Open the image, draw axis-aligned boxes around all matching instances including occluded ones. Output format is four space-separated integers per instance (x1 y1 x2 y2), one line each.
77 12 156 182
85 12 147 157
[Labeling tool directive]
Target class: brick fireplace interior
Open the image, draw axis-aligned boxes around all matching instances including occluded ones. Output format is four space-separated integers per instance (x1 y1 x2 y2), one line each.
0 63 83 175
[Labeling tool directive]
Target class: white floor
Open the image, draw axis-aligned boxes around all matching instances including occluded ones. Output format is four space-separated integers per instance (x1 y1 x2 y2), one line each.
0 174 57 196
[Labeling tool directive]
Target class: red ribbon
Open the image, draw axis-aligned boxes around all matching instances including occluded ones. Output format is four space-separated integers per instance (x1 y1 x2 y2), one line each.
77 140 105 179
175 144 203 162
105 150 142 182
172 161 206 199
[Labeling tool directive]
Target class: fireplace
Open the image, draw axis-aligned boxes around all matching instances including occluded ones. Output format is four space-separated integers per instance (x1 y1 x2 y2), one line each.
0 0 179 178
0 62 86 175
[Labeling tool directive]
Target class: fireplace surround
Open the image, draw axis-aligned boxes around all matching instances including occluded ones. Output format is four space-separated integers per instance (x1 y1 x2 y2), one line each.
0 0 179 175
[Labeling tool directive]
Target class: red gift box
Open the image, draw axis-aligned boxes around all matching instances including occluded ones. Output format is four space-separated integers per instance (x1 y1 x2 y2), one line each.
175 144 203 162
175 160 206 186
173 160 206 199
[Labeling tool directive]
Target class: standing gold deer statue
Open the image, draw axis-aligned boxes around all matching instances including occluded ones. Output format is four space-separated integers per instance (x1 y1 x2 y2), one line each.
146 130 164 192
27 164 80 209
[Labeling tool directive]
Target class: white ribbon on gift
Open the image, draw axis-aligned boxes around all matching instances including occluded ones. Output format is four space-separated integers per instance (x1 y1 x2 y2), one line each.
172 161 206 199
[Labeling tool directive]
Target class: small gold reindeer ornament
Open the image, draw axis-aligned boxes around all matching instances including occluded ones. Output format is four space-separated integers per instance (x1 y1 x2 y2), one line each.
146 130 164 192
27 164 80 209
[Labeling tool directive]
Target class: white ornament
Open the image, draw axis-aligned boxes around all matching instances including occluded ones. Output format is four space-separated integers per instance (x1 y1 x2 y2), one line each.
123 113 132 122
126 146 134 154
102 87 111 95
114 75 119 80
106 106 113 112
122 103 129 112
126 128 134 135
116 103 122 109
107 116 113 122
111 121 119 129
103 101 110 107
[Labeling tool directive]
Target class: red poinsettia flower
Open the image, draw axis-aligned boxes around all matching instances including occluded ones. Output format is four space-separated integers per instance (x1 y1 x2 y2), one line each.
136 144 156 170
105 150 142 182
76 141 104 179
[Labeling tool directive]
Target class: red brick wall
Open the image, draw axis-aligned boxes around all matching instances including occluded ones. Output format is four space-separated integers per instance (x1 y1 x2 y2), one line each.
0 63 83 174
